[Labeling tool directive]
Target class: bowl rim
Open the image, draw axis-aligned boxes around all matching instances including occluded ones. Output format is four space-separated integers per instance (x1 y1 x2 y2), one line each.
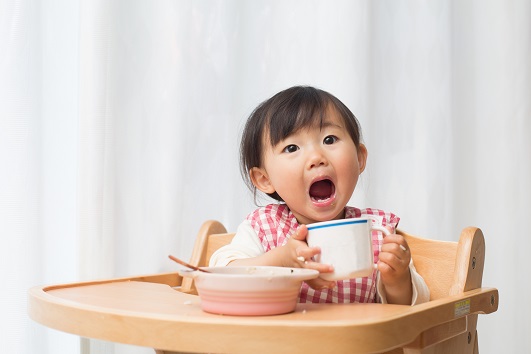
179 266 319 281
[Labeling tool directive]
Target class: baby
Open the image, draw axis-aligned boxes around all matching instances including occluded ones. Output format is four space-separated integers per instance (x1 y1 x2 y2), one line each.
210 86 429 305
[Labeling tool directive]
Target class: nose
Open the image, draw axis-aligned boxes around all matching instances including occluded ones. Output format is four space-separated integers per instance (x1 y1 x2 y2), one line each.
306 146 328 169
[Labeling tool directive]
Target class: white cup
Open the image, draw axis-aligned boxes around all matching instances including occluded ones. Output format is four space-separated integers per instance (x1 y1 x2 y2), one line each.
306 217 390 281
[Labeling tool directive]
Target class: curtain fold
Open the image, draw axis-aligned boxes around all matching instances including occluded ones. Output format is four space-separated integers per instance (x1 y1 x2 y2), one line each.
78 0 115 281
2 1 530 353
1 1 43 352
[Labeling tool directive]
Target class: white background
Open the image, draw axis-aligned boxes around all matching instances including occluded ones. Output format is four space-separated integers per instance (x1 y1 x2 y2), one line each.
1 1 529 353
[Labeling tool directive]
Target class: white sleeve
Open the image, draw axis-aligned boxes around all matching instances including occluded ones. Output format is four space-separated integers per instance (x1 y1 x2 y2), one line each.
208 220 266 266
376 261 430 305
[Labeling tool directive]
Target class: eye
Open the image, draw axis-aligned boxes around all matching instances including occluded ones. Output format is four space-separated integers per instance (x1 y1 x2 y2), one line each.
323 135 338 145
282 144 299 153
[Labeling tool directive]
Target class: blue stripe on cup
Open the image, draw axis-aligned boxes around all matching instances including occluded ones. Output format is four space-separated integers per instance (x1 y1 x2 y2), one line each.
307 219 368 230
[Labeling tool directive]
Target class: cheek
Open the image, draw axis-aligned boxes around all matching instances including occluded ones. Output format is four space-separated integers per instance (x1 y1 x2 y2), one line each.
271 170 296 190
335 155 362 190
269 162 306 195
264 161 293 188
338 153 361 174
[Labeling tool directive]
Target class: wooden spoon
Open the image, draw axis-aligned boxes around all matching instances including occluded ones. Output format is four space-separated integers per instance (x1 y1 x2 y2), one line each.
168 255 210 273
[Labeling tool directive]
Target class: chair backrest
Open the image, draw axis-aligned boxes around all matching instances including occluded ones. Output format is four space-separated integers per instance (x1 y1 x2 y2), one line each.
204 232 236 264
180 220 233 293
182 220 485 302
399 227 484 300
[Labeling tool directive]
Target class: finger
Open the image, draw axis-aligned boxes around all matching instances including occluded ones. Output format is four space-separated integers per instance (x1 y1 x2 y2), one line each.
304 260 334 272
382 234 408 252
380 244 409 259
291 224 308 241
377 260 393 273
379 244 405 261
378 251 410 272
377 252 397 272
377 261 408 282
306 277 336 291
295 244 322 261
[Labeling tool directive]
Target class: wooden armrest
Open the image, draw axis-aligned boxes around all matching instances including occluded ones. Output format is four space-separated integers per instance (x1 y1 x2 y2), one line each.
399 287 498 353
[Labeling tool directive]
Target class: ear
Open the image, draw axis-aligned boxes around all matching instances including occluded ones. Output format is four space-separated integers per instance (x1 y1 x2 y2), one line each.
357 144 368 174
250 167 276 194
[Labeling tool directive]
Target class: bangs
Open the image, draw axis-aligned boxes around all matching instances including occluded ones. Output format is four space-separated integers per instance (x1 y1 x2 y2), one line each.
266 88 328 146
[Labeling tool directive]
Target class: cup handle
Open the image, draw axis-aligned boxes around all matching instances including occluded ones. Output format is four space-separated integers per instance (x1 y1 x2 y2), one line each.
371 224 407 253
371 225 391 270
371 225 390 236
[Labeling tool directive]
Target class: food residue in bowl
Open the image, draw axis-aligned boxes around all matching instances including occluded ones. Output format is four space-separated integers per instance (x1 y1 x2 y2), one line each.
245 267 258 274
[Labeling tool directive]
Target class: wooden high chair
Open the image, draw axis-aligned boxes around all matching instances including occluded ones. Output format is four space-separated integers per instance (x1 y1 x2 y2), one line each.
178 220 497 353
28 220 498 354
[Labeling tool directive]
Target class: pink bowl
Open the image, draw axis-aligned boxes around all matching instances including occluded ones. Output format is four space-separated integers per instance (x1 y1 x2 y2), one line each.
179 266 319 316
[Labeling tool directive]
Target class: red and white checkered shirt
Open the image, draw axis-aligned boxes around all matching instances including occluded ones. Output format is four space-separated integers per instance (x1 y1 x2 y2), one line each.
246 204 400 303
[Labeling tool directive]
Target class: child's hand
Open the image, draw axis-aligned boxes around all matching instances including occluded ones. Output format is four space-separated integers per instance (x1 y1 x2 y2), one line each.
288 225 336 291
377 227 413 304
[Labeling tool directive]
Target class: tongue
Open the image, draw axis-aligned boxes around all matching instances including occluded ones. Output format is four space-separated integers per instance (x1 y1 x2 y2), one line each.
309 180 333 199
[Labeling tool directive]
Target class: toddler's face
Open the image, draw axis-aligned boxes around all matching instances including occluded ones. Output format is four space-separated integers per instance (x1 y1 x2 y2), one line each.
250 107 367 225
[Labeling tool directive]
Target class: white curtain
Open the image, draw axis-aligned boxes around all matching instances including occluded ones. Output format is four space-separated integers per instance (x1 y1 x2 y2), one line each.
2 1 529 353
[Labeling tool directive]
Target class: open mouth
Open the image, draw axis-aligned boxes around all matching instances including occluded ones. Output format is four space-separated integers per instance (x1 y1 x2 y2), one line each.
309 179 335 203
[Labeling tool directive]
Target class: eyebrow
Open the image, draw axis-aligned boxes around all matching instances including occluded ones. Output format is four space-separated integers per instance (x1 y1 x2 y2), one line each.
319 120 343 130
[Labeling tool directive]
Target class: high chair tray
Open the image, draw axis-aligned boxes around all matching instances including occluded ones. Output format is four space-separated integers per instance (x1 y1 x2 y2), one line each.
28 272 498 354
